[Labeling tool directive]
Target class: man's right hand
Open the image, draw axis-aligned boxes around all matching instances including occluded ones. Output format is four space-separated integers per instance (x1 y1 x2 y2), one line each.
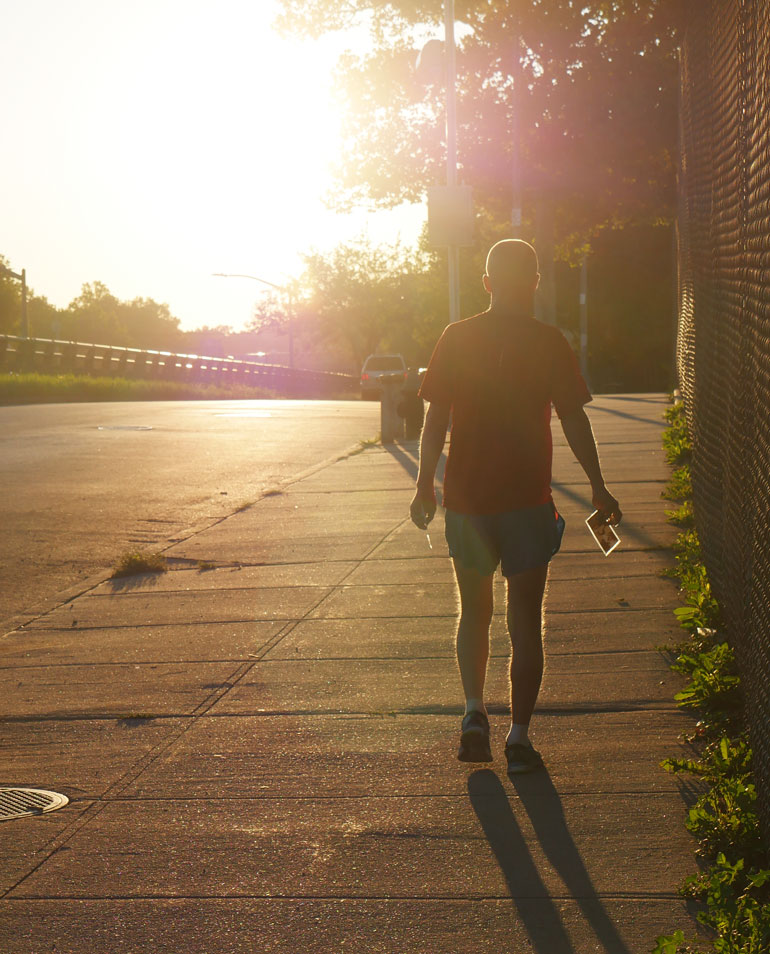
592 485 622 526
410 489 436 529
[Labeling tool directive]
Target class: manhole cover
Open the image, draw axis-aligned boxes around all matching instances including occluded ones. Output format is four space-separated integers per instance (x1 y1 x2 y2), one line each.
0 788 69 822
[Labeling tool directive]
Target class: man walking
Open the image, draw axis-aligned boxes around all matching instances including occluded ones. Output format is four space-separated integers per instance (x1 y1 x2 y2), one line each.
410 239 621 774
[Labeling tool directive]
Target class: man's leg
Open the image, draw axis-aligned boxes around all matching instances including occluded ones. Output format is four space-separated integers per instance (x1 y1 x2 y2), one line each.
453 558 494 714
453 559 495 762
505 563 549 747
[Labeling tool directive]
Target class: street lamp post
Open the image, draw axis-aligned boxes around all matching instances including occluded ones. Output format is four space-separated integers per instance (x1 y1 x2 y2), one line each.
212 272 294 369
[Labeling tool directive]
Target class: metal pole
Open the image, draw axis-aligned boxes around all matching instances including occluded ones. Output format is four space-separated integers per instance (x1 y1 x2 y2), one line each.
511 5 522 236
287 286 294 370
444 0 460 323
579 253 589 382
21 269 28 339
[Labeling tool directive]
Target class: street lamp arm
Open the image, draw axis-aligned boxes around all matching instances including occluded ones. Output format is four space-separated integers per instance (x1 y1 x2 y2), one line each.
212 272 285 292
212 271 295 369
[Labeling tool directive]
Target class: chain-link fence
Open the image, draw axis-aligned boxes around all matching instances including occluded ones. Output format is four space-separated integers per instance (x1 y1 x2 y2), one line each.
678 0 770 841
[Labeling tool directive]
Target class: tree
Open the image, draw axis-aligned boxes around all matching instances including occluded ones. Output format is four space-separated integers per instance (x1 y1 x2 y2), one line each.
62 282 183 349
277 1 680 254
117 297 182 351
0 257 21 335
248 290 288 335
0 257 63 338
63 282 128 345
300 238 447 369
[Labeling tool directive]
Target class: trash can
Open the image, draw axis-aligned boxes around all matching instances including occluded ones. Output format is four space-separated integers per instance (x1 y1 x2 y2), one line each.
380 373 405 443
397 367 425 440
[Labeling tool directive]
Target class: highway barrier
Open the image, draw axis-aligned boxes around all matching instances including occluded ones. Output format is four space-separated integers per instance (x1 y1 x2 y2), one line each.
0 335 357 398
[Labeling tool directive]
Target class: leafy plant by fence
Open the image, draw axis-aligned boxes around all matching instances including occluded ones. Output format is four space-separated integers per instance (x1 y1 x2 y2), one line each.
677 1 770 844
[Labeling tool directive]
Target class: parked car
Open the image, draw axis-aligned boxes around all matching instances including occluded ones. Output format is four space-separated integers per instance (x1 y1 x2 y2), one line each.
360 353 407 399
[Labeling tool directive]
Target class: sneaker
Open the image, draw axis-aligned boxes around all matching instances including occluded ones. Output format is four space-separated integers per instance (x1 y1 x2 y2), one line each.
505 742 543 775
458 710 493 763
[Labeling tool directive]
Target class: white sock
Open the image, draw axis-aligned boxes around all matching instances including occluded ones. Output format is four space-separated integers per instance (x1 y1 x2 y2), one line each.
506 723 530 746
464 698 487 717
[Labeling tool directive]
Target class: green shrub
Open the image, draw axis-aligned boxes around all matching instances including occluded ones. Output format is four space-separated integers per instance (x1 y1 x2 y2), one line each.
654 399 770 954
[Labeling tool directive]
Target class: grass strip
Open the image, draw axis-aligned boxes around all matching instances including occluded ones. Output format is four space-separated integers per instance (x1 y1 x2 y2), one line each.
0 371 276 404
653 401 770 954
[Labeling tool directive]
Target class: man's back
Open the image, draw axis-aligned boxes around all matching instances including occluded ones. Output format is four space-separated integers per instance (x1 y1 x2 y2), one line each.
419 308 591 514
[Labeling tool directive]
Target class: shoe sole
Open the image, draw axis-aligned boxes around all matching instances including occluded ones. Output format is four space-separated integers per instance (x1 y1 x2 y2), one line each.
506 760 541 774
458 730 493 763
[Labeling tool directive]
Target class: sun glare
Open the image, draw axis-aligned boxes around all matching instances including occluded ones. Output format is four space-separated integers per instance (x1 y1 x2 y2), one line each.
1 0 412 331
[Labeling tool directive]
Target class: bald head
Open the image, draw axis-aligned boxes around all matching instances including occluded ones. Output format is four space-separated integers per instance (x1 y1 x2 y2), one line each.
483 239 539 309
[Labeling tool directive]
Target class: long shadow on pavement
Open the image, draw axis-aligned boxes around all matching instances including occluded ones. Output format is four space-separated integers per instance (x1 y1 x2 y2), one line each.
508 769 633 954
383 443 446 486
468 769 576 954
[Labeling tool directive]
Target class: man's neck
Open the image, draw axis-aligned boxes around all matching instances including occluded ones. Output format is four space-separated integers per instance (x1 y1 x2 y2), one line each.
488 296 534 318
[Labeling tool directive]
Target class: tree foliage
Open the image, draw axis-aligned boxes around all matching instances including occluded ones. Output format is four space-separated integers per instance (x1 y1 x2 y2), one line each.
60 282 182 349
0 259 184 350
277 0 681 253
300 238 453 368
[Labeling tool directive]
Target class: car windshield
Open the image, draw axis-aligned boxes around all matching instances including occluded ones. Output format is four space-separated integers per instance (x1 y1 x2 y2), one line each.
365 356 404 371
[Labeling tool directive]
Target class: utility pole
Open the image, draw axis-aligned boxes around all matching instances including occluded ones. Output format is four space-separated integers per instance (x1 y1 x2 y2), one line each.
444 0 460 324
420 4 472 322
579 253 589 383
511 5 522 237
1 264 28 337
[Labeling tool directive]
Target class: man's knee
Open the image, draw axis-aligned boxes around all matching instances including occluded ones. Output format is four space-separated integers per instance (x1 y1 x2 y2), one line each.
506 564 548 603
458 589 494 622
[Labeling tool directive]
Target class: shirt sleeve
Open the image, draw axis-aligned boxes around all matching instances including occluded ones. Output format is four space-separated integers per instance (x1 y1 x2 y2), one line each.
418 325 454 406
551 330 592 419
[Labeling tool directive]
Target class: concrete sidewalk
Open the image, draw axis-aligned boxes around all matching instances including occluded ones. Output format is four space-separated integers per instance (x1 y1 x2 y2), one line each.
1 394 701 953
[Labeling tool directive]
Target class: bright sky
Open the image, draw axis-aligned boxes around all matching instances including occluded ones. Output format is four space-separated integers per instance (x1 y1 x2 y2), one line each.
1 0 425 331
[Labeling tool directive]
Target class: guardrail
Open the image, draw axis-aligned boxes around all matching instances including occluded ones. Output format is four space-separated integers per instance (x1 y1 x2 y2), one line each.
0 335 357 398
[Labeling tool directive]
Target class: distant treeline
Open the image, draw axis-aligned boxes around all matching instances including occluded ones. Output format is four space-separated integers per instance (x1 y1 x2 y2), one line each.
0 269 223 355
2 224 677 392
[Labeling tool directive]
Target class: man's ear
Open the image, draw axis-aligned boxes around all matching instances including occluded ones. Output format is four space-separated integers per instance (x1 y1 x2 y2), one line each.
483 273 492 294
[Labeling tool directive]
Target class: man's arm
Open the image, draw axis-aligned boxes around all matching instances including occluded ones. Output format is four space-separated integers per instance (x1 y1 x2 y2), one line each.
559 406 622 523
410 400 451 529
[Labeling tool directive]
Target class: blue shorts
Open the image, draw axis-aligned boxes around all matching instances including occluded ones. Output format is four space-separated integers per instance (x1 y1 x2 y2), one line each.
444 502 565 577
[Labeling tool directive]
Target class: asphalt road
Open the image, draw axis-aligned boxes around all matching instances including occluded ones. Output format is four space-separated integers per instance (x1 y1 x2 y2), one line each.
0 399 379 627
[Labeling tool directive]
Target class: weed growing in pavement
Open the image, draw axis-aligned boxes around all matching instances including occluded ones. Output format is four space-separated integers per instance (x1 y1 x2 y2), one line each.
663 464 693 502
667 499 696 528
663 402 693 465
111 551 167 578
346 434 381 457
653 401 770 954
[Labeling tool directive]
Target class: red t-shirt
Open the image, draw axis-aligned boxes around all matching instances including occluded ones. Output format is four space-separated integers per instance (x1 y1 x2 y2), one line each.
419 308 592 514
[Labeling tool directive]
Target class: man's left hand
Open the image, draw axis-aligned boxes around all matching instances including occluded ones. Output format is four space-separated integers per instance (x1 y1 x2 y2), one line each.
592 485 622 525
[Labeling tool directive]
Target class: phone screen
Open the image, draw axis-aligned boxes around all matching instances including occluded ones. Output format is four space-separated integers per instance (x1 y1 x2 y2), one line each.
585 510 621 556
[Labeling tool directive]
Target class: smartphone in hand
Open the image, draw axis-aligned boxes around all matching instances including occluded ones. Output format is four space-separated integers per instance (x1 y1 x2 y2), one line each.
586 509 621 556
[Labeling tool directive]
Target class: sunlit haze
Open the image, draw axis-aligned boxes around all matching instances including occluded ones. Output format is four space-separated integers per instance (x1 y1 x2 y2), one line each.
1 0 424 331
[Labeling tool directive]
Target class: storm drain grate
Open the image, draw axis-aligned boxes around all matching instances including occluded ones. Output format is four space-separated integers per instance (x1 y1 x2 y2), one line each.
0 788 69 822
